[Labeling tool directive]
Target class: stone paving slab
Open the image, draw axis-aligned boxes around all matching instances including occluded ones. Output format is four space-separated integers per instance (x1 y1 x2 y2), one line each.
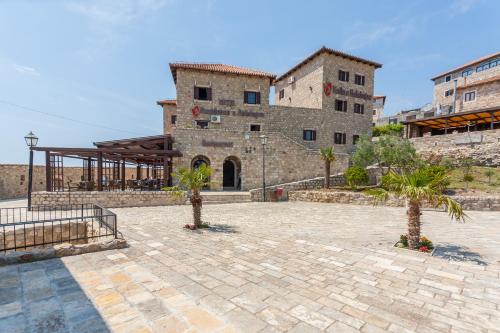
1 201 500 332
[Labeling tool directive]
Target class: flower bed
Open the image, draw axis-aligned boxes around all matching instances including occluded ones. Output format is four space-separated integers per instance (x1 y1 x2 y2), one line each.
395 234 434 253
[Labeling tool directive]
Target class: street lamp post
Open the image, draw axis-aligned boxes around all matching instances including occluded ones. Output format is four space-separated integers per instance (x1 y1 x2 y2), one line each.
24 131 39 210
259 135 268 202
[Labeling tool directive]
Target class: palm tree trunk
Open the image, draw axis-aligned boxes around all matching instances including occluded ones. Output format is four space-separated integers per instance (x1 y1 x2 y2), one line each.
407 199 421 249
325 161 331 189
190 189 203 228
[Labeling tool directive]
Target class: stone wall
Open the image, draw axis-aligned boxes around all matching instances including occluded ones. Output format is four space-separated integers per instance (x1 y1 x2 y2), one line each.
289 190 500 211
250 167 380 201
1 221 87 251
0 164 137 200
411 128 500 166
32 191 186 208
172 128 350 191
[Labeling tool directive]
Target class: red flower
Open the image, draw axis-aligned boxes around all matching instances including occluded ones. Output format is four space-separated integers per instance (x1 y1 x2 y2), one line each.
419 246 429 252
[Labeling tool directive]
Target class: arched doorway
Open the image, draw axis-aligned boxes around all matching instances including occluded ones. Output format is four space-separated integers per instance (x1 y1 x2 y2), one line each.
191 155 211 190
223 156 241 190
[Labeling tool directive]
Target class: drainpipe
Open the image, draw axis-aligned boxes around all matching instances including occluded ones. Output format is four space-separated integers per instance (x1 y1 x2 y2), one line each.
452 79 458 113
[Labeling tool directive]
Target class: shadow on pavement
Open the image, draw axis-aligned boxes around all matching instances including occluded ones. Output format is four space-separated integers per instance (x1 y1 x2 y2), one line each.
0 257 110 333
432 244 488 266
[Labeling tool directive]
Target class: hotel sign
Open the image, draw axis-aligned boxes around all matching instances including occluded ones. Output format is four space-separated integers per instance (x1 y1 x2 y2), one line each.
323 82 372 101
199 107 265 118
202 139 233 148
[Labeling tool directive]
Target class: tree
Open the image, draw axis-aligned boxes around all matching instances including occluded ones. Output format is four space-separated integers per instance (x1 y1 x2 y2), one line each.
352 135 420 175
461 158 474 191
372 124 404 137
320 147 336 189
170 164 212 229
484 169 494 185
367 168 465 249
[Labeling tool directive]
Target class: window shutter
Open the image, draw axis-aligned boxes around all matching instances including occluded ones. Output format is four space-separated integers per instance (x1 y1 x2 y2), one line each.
342 133 346 144
244 91 248 104
346 72 349 82
207 88 212 101
256 92 261 104
303 130 306 140
194 86 199 99
313 130 316 141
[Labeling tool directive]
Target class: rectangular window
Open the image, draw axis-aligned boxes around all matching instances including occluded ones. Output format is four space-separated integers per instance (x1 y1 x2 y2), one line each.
354 74 365 86
445 75 451 82
462 69 473 77
250 124 261 132
194 86 212 101
353 135 360 144
338 70 349 82
335 99 347 112
406 115 416 121
303 130 316 141
354 103 365 114
279 89 285 100
464 91 476 102
389 118 398 124
171 115 177 125
372 109 377 116
195 120 209 129
444 89 454 97
334 132 346 144
244 91 260 105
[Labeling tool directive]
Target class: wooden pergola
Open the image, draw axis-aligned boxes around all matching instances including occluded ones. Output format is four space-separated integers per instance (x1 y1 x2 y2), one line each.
403 107 500 138
33 135 182 192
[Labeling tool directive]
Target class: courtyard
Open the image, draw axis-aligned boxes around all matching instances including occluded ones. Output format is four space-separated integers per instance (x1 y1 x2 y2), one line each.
1 200 500 332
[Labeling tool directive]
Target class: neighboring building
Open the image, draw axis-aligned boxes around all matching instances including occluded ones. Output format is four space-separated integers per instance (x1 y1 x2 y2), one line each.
404 52 500 138
432 51 500 114
372 95 386 125
158 46 382 190
376 103 434 126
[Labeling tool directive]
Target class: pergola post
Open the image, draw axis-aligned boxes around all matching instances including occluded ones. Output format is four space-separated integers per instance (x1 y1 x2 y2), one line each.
146 164 150 178
121 160 126 191
445 118 448 134
87 157 92 181
163 156 168 188
45 151 51 192
168 158 173 187
136 164 141 180
97 152 103 191
491 112 495 130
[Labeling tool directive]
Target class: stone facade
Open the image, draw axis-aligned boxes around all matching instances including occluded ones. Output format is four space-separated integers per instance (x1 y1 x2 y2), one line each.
289 190 500 211
411 128 500 166
372 96 386 125
432 53 500 113
31 191 186 208
0 164 136 200
163 47 381 190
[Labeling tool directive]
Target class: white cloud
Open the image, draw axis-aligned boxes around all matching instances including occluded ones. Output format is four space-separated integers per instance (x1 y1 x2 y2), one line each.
342 24 398 51
13 64 40 76
66 0 170 25
450 0 481 15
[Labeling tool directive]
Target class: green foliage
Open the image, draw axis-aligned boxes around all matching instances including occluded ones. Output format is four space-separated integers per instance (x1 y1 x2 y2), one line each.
319 147 335 162
352 134 419 174
463 174 474 182
345 166 369 188
365 168 466 221
170 164 212 192
418 236 434 250
372 124 404 137
399 234 408 247
485 169 495 184
440 157 455 170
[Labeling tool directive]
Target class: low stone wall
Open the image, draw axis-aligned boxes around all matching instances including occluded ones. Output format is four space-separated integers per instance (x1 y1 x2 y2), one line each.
411 128 500 167
289 190 500 211
250 167 380 202
32 191 186 208
1 221 87 251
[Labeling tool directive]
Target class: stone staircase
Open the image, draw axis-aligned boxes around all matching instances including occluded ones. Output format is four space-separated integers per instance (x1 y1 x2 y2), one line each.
200 191 252 204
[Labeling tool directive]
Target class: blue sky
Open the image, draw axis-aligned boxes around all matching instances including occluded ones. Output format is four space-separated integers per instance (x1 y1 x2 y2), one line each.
1 0 498 164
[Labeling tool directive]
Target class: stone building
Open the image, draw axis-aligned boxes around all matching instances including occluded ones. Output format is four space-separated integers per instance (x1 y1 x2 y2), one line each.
372 95 386 126
404 51 500 138
158 46 382 190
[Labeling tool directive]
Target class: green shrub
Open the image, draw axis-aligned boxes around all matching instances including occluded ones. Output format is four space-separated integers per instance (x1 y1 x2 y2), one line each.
463 174 474 182
418 236 434 250
345 166 369 188
372 124 404 137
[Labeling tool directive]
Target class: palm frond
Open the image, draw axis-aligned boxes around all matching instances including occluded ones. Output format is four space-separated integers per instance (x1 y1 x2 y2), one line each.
436 195 467 222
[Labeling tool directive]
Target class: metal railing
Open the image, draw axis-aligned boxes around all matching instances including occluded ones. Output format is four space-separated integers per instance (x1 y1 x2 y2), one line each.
0 204 117 252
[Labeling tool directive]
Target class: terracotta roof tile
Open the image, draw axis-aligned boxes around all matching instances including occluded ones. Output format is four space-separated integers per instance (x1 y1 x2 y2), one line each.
169 63 275 83
274 46 382 83
431 51 500 81
156 99 177 106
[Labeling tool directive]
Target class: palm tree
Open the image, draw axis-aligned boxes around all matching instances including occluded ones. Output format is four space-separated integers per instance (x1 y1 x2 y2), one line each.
172 164 212 229
367 169 465 249
485 169 494 185
320 147 335 189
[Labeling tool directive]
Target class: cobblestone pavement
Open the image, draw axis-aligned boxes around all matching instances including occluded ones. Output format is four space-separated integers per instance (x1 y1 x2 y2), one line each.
1 201 500 332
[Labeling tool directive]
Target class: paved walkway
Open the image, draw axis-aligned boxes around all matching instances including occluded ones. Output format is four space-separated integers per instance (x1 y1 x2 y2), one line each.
1 201 500 332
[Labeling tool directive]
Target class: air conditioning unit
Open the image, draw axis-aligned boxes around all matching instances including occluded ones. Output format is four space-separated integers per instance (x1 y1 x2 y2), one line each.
210 115 221 123
288 76 295 84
